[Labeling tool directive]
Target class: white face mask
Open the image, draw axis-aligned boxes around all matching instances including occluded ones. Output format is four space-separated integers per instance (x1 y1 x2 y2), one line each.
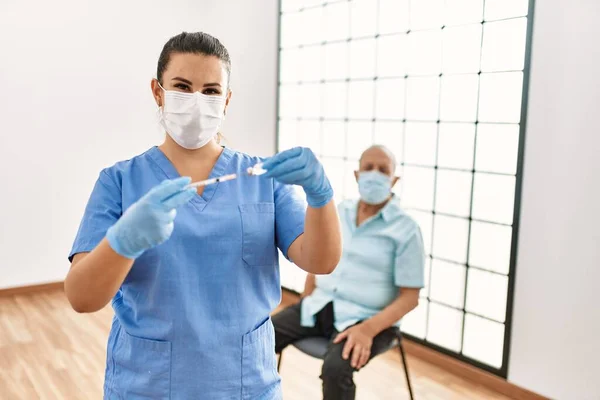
158 83 227 150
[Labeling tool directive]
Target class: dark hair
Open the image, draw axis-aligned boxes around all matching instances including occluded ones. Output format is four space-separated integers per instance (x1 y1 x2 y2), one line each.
156 32 231 85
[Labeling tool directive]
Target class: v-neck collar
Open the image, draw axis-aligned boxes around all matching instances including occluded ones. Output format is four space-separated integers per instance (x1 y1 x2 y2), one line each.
147 146 234 212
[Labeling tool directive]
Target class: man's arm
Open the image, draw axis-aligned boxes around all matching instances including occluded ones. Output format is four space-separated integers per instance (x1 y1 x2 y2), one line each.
362 287 420 335
333 288 420 369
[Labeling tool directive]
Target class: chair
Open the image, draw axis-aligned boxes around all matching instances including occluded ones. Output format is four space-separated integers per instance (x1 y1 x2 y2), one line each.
277 331 415 400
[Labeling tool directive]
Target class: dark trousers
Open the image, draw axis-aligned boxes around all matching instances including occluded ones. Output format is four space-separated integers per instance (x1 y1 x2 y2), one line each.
273 302 398 400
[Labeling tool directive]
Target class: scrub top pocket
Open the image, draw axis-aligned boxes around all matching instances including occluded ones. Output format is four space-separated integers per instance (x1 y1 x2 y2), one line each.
110 327 172 399
241 317 280 400
239 203 276 267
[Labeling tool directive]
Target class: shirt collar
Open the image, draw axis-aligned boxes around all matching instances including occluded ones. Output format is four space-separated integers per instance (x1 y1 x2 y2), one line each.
380 195 403 222
344 195 403 224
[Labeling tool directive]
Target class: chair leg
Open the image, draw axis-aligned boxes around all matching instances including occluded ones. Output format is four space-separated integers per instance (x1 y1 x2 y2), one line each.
277 351 283 373
398 342 415 400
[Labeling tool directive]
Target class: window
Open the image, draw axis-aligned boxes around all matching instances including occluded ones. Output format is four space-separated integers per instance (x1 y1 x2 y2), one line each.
277 0 532 377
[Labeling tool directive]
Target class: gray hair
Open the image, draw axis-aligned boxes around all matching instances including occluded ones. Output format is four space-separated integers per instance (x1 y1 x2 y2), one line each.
359 145 397 171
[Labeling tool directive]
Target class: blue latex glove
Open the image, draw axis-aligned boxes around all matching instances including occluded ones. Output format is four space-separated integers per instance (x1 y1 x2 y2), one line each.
106 177 196 259
262 147 333 208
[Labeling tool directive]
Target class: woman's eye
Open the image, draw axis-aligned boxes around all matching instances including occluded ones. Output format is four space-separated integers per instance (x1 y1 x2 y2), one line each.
174 83 191 92
203 88 220 95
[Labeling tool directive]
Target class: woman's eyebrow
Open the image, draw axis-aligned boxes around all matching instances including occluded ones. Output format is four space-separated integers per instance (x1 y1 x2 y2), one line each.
172 77 193 85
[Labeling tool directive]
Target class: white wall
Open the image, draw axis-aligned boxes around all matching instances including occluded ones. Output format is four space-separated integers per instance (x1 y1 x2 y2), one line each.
0 0 278 289
508 0 600 399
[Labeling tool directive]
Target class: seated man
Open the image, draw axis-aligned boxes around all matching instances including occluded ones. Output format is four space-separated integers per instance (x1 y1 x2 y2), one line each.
273 145 425 400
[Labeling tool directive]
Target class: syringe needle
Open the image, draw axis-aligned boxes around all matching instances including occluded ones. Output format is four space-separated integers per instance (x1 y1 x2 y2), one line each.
187 173 238 188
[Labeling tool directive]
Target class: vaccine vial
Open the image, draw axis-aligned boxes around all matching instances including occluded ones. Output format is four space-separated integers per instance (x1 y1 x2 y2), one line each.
247 163 267 176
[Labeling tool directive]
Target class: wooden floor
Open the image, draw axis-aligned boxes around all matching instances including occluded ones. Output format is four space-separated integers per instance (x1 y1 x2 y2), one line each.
0 289 513 399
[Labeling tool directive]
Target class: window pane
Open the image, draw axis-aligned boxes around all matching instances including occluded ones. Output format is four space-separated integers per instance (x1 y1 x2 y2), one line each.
401 301 428 339
280 0 299 13
430 259 466 308
296 121 321 154
322 157 346 204
277 120 298 151
350 0 378 38
348 81 374 119
437 123 476 170
299 83 322 118
346 121 374 160
278 85 300 118
410 0 444 30
323 82 347 119
469 221 512 275
402 166 435 210
324 42 349 80
404 122 437 166
481 18 527 72
301 7 324 45
472 173 515 224
433 215 469 263
350 38 376 79
280 48 301 83
284 0 322 10
377 34 408 78
324 2 350 42
301 45 324 82
375 78 405 120
406 210 433 256
463 314 505 368
442 25 482 74
374 122 403 162
435 170 472 217
466 269 508 322
408 31 442 76
379 0 409 34
344 160 360 199
321 121 346 158
445 0 483 25
440 74 479 122
427 303 463 352
476 123 519 174
484 0 528 21
406 77 440 121
280 12 302 47
423 258 432 298
478 72 523 123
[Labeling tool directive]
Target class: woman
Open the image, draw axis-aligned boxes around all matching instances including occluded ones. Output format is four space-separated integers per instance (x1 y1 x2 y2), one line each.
65 32 342 400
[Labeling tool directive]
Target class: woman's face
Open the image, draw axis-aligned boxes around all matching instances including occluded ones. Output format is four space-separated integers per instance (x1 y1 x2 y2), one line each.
151 52 232 110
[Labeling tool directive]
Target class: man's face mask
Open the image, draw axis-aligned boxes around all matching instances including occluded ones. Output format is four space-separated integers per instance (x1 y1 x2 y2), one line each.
357 171 393 205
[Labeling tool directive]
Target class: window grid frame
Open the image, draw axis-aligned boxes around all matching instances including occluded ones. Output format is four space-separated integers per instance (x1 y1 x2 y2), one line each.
276 0 536 378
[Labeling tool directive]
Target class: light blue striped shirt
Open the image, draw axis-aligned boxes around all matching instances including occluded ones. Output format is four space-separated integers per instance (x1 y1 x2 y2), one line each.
301 197 425 331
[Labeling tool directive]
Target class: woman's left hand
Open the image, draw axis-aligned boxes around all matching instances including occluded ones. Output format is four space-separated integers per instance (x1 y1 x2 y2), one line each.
262 147 333 208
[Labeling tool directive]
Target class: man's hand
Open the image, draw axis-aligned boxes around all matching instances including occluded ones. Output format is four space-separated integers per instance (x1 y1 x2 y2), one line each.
333 323 376 370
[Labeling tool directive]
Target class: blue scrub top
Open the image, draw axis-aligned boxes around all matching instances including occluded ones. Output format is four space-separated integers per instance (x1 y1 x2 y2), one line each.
69 146 306 399
301 198 425 332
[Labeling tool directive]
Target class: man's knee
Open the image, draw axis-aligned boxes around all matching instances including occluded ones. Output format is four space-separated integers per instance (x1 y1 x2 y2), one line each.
321 351 354 379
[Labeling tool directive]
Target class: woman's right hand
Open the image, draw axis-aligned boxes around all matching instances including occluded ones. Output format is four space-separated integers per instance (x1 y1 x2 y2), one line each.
106 177 196 259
